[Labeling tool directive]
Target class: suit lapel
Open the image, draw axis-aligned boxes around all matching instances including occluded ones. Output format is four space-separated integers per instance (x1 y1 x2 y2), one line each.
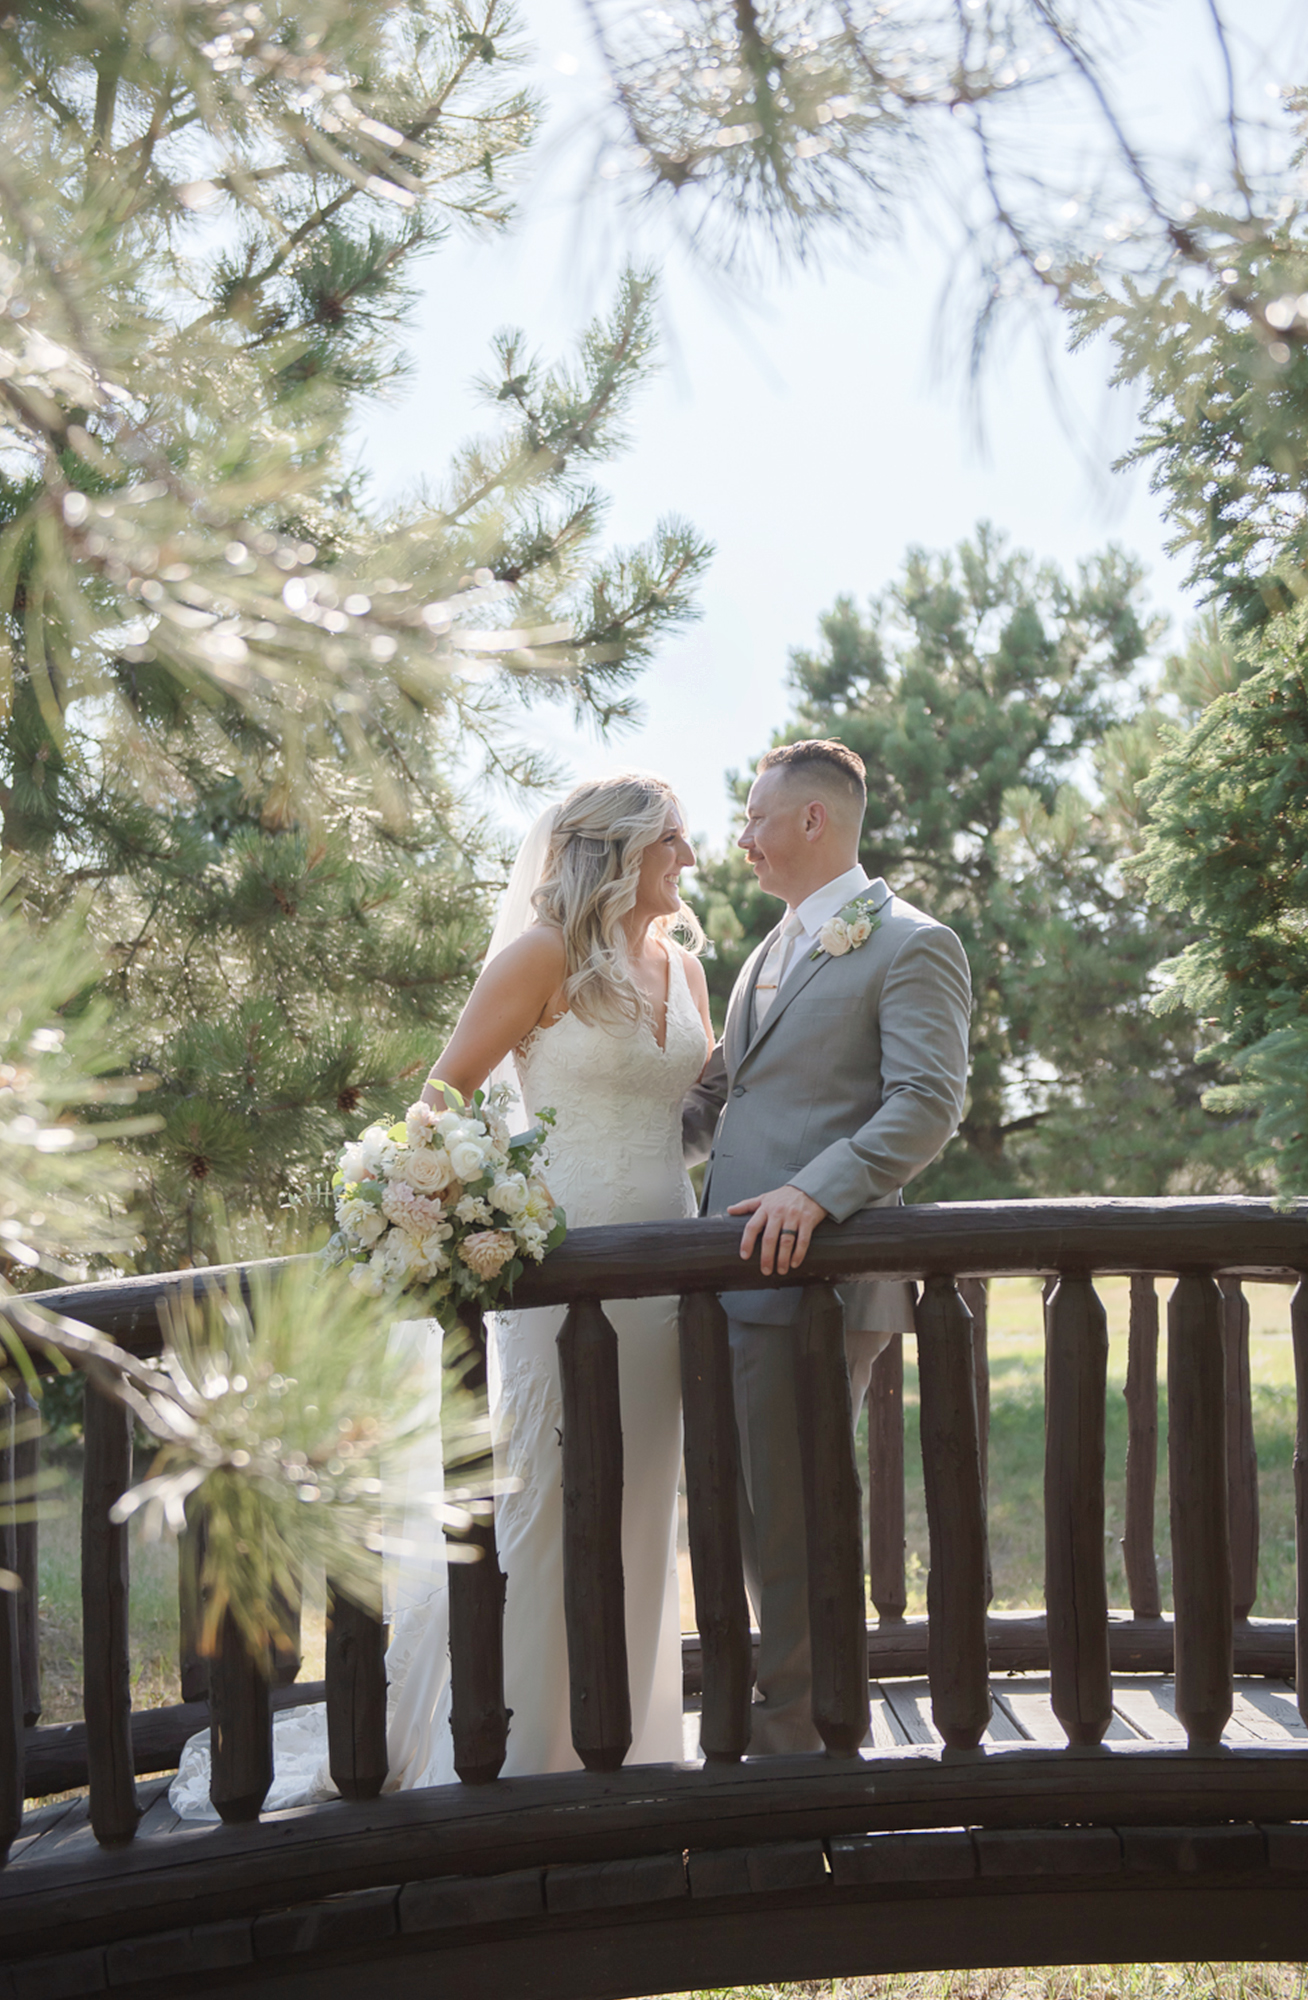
740 881 892 1061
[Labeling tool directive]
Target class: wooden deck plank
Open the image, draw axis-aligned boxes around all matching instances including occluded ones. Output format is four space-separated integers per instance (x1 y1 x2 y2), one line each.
1112 1680 1264 1744
1110 1682 1186 1743
867 1687 911 1749
1232 1679 1308 1740
995 1678 1142 1747
879 1679 940 1745
878 1677 1026 1747
134 1778 181 1841
7 1795 80 1866
15 1790 101 1867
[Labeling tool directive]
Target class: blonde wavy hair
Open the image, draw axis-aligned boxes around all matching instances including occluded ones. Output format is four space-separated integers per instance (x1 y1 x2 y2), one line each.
531 773 704 1029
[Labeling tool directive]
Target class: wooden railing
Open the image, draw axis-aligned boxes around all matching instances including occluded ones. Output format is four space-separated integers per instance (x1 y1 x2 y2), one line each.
3 1197 1307 1862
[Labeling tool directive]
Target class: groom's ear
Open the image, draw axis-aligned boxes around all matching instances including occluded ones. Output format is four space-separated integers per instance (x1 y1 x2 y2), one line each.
802 799 828 841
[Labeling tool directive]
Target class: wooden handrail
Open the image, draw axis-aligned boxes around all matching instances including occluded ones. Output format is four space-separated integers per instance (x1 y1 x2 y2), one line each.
14 1199 1308 1361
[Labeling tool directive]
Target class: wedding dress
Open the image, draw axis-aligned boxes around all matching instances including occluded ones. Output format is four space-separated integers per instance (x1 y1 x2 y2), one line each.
170 941 705 1818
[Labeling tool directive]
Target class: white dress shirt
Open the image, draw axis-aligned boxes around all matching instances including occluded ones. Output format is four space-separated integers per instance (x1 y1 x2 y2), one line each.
751 863 872 1032
784 862 873 965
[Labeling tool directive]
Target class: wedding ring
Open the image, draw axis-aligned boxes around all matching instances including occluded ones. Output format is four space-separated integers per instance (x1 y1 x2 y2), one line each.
778 1227 798 1237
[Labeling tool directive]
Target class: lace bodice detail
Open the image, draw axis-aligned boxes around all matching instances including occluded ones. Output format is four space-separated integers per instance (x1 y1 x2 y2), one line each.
513 944 707 1232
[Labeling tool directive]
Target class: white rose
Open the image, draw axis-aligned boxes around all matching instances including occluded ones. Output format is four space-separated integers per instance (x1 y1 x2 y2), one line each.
847 915 873 947
359 1125 398 1175
395 1147 453 1196
817 917 852 957
337 1197 387 1247
489 1173 529 1217
449 1137 491 1182
338 1141 368 1184
349 1260 387 1297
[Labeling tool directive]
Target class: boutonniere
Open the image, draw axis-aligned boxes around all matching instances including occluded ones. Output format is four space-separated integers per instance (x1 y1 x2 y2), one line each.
811 895 882 960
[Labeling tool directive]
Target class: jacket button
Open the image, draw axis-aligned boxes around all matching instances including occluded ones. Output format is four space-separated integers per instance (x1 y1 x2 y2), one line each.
732 1085 746 1097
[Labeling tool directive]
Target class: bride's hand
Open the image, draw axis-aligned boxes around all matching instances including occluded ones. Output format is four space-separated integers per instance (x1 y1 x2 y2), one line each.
729 1186 827 1278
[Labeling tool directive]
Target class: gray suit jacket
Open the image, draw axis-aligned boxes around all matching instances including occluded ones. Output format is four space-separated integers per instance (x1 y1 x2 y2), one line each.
683 877 971 1327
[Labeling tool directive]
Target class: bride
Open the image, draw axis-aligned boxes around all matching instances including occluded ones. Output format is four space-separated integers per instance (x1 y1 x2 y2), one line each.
171 771 713 1814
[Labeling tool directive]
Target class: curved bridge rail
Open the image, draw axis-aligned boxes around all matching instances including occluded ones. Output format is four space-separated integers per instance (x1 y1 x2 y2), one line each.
1 1197 1307 1996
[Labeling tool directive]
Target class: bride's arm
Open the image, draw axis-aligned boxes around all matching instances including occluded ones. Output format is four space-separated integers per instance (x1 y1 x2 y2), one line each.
421 927 567 1106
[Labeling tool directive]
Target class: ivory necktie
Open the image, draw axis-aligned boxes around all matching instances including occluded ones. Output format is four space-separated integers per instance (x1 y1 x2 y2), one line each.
753 910 805 1028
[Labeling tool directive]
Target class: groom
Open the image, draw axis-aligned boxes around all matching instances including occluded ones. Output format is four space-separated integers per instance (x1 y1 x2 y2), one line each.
684 739 971 1755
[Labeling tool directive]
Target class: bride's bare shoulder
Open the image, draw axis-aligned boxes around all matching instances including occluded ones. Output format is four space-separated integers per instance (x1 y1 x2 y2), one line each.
484 924 567 985
672 940 708 990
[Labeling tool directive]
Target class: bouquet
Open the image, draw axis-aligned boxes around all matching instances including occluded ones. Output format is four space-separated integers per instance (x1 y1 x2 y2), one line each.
325 1081 566 1323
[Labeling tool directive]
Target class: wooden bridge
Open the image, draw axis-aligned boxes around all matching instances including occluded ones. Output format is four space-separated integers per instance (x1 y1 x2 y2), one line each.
2 1197 1308 1998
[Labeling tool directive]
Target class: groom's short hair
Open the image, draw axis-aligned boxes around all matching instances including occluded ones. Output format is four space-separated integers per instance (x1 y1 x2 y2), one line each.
758 739 867 820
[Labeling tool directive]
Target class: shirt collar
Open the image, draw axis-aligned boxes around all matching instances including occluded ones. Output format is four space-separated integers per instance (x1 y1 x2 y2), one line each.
792 863 871 938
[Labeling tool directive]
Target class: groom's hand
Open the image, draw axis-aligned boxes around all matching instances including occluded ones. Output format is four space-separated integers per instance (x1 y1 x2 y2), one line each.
729 1186 828 1277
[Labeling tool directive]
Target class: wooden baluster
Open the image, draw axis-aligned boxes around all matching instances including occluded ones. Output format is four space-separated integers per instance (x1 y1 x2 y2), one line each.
794 1285 870 1758
1291 1277 1308 1729
866 1334 906 1623
271 1578 302 1688
678 1293 751 1763
446 1306 508 1784
13 1385 39 1727
0 1393 23 1864
958 1278 991 1494
1044 1273 1111 1746
208 1606 272 1822
82 1379 139 1845
1168 1273 1232 1749
178 1499 209 1702
959 1277 992 1607
915 1274 991 1749
1123 1276 1162 1619
558 1299 630 1772
1220 1276 1259 1621
326 1586 388 1799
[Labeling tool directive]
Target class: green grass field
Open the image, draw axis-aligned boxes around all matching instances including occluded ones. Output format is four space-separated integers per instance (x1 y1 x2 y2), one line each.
35 1277 1301 1723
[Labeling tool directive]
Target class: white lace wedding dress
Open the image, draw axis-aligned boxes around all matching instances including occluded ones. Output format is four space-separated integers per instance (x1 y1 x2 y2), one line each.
171 944 706 1817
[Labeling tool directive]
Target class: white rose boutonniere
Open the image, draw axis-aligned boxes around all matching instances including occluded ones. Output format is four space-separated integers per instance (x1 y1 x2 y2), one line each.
812 895 883 961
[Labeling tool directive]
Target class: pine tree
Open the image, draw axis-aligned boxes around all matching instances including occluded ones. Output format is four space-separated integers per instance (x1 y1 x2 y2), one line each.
0 1 709 1267
1138 604 1308 1193
1078 99 1308 1194
691 526 1268 1200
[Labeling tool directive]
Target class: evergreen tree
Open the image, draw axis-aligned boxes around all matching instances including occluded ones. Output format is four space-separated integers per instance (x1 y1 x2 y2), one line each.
691 527 1267 1200
1080 100 1308 1194
0 0 709 1267
1138 605 1308 1193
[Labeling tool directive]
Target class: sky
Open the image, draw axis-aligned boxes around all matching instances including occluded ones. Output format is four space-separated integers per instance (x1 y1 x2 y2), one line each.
355 0 1308 853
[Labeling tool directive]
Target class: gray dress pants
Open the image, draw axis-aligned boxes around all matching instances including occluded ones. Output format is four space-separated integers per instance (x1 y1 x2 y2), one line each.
726 1309 900 1755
